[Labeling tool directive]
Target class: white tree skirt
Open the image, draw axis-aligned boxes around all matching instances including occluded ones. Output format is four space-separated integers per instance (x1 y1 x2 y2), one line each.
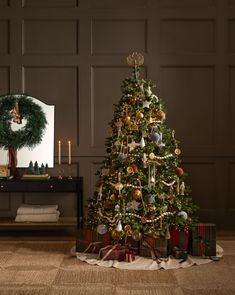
74 244 223 270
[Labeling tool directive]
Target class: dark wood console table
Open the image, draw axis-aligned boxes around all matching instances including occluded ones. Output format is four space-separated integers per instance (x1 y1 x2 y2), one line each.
0 177 83 229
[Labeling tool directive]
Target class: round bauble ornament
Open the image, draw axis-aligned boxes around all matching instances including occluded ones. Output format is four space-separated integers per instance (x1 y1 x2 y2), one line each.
118 153 127 163
111 229 120 239
136 111 144 119
97 224 108 235
149 131 161 142
127 166 134 174
149 117 154 124
141 216 147 224
156 110 166 120
132 189 142 199
132 230 142 241
175 167 184 176
178 211 188 220
121 115 131 125
174 148 181 155
131 164 138 173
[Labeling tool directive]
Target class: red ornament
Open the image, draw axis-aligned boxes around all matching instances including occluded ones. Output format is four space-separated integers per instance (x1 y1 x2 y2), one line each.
175 167 184 176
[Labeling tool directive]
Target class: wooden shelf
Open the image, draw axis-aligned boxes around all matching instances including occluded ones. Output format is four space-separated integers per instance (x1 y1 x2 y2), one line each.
0 217 76 229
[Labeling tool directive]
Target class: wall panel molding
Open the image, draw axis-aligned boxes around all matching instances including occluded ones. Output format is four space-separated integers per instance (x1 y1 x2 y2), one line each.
23 19 79 55
91 19 147 55
160 19 215 54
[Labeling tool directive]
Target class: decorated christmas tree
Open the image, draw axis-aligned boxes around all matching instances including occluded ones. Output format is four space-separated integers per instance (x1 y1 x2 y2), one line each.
87 52 198 242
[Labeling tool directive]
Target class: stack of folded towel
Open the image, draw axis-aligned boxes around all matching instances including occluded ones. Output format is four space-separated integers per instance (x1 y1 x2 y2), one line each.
15 204 60 222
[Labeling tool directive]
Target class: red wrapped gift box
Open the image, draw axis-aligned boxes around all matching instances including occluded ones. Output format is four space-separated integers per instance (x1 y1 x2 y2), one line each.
99 244 128 261
76 228 110 253
168 228 189 255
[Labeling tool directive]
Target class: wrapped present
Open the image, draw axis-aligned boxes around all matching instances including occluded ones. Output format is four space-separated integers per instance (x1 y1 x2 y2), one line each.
140 236 168 259
76 228 110 253
190 223 216 257
126 250 136 262
121 236 139 254
99 244 128 261
168 228 189 255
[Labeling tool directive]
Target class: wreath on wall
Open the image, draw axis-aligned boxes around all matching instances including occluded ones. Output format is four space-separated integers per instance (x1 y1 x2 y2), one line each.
0 94 47 176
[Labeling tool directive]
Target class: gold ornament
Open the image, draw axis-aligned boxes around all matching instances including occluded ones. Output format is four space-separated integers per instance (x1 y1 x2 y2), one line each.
174 148 181 155
127 52 144 67
156 110 166 120
127 166 134 173
141 216 147 224
124 224 131 232
131 164 138 173
132 189 142 199
131 123 138 130
130 96 137 104
136 111 144 119
111 229 120 239
109 194 116 201
121 115 131 125
149 117 154 123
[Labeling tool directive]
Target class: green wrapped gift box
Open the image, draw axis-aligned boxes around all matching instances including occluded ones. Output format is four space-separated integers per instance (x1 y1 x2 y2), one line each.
140 236 168 259
190 223 216 257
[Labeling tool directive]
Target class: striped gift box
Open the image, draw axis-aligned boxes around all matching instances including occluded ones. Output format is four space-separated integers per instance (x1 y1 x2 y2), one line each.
76 228 110 253
190 223 216 257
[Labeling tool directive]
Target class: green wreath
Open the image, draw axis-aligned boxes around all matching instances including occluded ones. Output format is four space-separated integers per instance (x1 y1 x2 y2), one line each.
0 94 47 150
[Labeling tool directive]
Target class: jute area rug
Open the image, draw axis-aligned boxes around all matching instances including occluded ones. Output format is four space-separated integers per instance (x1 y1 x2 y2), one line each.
0 240 234 295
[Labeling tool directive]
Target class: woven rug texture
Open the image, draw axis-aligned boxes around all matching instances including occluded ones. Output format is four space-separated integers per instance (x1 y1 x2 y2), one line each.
0 240 234 294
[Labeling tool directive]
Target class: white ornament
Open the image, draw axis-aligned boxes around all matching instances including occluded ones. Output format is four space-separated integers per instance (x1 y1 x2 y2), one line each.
115 204 120 212
116 220 123 232
147 86 152 96
128 200 140 210
97 224 108 235
115 182 123 191
178 211 188 220
151 94 158 102
128 140 139 151
140 137 145 148
143 100 151 108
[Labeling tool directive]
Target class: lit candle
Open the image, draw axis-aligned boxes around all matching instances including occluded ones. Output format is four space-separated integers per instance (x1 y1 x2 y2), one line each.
68 140 71 165
58 140 61 165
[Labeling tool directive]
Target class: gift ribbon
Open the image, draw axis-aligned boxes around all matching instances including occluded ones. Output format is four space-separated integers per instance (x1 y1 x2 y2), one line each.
99 244 119 261
83 241 103 253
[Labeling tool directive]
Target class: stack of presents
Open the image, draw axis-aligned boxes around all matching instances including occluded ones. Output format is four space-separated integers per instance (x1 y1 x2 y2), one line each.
77 223 217 262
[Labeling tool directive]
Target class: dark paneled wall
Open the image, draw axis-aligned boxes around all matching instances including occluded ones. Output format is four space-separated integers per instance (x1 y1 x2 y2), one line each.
0 0 235 229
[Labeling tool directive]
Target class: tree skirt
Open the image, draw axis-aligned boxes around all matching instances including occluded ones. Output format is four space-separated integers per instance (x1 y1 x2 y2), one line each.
74 244 223 270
